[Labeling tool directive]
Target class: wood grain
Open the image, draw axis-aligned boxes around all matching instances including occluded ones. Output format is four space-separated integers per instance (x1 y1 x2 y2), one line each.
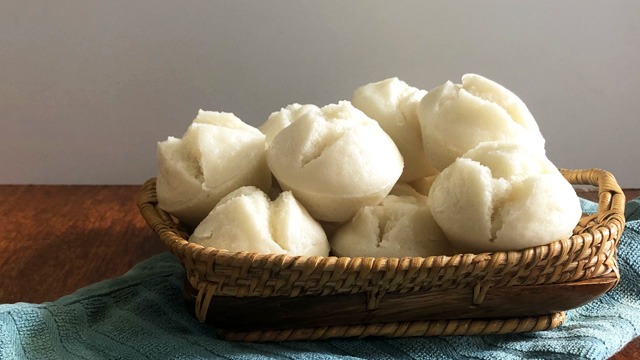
183 273 618 331
0 185 637 358
0 185 165 303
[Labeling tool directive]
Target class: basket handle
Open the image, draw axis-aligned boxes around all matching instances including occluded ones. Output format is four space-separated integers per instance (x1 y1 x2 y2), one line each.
560 168 626 242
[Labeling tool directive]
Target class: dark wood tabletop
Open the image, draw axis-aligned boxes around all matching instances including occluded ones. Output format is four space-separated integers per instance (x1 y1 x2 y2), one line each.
0 185 638 359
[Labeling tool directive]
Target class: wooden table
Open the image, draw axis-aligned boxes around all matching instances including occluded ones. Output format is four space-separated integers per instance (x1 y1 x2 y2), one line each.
0 185 638 359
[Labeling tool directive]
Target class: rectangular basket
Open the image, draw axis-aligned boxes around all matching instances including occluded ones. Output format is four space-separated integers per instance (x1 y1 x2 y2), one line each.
137 168 626 342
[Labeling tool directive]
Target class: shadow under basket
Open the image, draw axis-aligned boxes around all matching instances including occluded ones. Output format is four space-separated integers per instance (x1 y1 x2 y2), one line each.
137 169 626 342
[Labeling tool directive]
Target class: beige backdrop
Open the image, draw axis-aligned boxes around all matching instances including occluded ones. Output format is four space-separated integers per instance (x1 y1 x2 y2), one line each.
1 1 639 187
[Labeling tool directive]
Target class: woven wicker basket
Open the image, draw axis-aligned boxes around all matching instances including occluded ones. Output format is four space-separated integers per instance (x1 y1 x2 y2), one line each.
137 168 625 342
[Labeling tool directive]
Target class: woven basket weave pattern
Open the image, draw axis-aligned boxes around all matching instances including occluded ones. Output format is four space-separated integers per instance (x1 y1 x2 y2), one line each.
137 168 624 340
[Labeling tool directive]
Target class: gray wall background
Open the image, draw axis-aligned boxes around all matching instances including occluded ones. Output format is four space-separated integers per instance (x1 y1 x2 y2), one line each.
2 1 639 187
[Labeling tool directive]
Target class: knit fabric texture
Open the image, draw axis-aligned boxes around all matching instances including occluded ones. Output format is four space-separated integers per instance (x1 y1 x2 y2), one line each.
1 198 639 360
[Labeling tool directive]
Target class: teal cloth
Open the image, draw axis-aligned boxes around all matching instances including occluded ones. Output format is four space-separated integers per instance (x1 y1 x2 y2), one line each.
2 199 639 360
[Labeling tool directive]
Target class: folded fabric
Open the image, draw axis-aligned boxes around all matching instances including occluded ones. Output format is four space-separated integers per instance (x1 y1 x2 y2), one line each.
1 199 639 360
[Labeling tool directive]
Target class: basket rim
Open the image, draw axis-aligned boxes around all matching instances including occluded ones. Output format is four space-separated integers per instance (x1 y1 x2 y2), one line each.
137 167 626 335
137 168 626 270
